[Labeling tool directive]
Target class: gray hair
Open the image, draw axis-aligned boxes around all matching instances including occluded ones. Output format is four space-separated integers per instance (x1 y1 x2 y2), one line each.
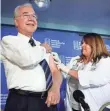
14 3 33 18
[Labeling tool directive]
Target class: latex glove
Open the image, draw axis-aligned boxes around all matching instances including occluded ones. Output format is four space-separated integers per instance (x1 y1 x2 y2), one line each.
51 52 61 64
57 63 70 74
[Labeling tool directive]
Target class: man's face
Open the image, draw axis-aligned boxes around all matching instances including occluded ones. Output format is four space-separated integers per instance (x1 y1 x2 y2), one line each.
14 6 37 36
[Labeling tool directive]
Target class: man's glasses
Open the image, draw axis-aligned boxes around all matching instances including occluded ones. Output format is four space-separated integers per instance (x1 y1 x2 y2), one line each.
17 14 38 20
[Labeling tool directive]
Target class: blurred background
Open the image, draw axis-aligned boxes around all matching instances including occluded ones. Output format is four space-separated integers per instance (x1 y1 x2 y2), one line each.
1 0 110 35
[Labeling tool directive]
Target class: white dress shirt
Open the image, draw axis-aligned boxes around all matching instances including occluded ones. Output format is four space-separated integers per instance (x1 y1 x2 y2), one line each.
1 33 50 92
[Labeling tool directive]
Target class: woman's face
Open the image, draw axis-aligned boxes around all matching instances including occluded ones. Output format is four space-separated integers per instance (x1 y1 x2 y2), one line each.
81 41 92 58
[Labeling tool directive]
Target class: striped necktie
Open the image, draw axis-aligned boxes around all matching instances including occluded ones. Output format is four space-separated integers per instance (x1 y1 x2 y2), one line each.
39 59 52 90
29 38 36 47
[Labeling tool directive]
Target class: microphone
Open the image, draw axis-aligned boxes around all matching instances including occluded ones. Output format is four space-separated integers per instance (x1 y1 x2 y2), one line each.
73 90 90 111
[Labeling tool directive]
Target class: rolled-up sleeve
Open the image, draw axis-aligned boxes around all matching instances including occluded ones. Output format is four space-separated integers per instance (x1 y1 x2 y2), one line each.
78 57 110 88
1 36 46 68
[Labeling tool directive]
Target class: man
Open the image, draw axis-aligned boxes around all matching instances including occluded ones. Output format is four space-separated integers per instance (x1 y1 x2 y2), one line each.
1 3 62 111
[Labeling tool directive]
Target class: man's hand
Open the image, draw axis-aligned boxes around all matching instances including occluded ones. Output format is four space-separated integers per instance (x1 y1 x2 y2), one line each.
40 43 52 53
57 63 70 74
45 87 60 107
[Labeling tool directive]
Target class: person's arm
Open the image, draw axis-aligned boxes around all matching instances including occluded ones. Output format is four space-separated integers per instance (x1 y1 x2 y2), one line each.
53 55 80 79
46 55 62 107
57 57 110 88
1 36 45 69
50 55 62 90
57 63 78 79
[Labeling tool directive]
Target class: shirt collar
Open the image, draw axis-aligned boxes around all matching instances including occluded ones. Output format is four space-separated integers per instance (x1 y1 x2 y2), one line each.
17 33 34 42
17 32 41 45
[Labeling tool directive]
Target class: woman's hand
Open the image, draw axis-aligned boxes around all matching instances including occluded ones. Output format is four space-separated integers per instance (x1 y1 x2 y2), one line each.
57 63 70 74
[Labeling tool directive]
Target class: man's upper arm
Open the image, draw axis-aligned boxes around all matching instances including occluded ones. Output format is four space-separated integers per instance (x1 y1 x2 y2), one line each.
49 55 59 74
1 36 45 68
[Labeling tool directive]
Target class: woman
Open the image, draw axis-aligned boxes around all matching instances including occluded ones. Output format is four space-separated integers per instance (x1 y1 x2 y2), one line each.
55 33 110 111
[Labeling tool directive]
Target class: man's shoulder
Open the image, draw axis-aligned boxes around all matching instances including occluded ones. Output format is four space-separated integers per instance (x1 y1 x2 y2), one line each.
1 35 18 46
2 35 18 41
2 35 18 42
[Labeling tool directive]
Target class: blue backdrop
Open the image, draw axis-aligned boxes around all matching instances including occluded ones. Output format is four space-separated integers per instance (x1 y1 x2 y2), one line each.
1 25 110 110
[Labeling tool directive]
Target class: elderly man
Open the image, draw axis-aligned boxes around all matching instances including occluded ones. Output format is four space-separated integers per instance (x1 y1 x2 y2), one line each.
1 3 62 111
